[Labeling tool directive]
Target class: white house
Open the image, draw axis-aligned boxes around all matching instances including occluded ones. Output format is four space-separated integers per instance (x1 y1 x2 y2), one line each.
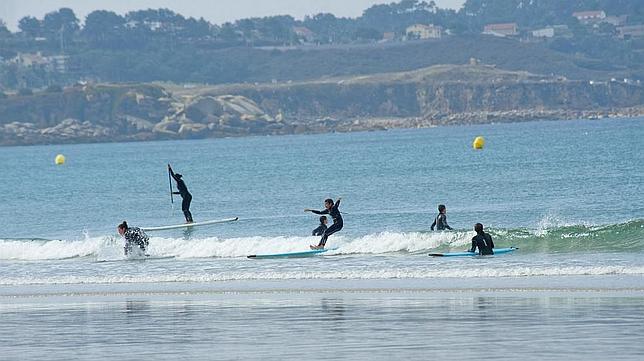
572 11 606 25
483 23 518 37
532 25 572 38
406 24 442 40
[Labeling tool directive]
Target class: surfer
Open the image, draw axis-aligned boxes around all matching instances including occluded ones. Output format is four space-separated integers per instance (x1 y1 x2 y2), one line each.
168 164 194 223
305 198 343 249
469 223 494 255
430 204 452 231
312 216 328 236
117 221 150 256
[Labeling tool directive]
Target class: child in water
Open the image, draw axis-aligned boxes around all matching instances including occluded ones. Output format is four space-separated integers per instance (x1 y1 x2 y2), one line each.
312 216 328 236
305 198 343 249
430 204 453 231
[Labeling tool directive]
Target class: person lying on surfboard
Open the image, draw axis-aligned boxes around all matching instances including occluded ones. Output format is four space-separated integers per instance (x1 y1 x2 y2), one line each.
305 198 343 249
312 216 328 236
117 221 150 256
468 223 495 255
168 164 194 223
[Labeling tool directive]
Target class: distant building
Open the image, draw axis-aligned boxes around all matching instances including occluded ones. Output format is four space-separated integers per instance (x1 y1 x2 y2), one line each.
483 23 518 37
382 32 396 42
10 52 49 68
406 24 442 40
532 25 572 39
293 26 315 43
601 15 627 27
10 52 68 73
617 24 644 39
48 55 69 73
572 10 606 25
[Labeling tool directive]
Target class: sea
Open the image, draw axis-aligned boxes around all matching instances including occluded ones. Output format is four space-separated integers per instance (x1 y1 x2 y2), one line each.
1 117 643 360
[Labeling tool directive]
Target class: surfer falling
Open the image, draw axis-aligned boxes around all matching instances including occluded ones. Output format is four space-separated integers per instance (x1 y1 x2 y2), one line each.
168 164 194 223
117 221 150 256
305 198 343 249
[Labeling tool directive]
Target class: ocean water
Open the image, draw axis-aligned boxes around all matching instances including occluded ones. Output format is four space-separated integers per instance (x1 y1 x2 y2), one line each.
1 118 643 360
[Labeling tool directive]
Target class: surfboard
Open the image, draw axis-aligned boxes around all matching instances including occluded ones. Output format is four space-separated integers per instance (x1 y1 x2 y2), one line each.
96 255 175 263
247 248 333 259
429 247 518 257
141 217 238 231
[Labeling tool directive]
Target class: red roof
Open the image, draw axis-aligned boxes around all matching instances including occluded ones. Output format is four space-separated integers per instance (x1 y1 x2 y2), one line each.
484 23 518 31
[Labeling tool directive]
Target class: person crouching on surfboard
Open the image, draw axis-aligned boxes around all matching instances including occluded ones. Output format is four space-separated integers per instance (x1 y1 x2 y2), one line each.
469 223 494 255
305 198 342 249
312 216 328 236
168 164 194 223
117 221 150 256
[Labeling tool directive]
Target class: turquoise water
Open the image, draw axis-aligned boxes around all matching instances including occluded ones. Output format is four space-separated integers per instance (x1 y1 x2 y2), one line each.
1 118 643 360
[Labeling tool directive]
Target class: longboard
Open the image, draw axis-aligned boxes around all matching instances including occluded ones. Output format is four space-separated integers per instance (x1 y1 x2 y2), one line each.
96 255 175 263
429 247 518 257
141 217 238 231
247 248 333 259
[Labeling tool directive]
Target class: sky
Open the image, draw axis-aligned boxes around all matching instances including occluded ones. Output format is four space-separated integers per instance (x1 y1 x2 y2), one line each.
0 0 465 31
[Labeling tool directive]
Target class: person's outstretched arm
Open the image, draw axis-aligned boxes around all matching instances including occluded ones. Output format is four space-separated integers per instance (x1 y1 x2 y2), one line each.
430 217 436 231
306 208 329 215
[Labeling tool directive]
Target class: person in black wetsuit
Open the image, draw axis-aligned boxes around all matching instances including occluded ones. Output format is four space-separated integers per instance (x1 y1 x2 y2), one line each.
312 216 328 236
430 204 452 231
469 223 495 255
168 164 194 223
117 221 150 256
305 198 342 249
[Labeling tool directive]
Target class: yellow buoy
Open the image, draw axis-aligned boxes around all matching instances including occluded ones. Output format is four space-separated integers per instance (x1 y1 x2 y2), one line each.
54 154 66 165
472 136 485 150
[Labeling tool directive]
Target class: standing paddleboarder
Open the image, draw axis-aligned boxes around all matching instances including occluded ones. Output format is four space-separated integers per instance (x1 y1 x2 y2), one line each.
168 164 194 223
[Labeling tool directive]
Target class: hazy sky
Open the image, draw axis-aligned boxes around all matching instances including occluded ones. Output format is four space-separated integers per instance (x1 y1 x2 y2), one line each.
1 0 465 31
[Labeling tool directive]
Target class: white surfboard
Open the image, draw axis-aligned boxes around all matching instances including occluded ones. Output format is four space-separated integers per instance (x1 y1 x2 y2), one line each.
141 217 239 231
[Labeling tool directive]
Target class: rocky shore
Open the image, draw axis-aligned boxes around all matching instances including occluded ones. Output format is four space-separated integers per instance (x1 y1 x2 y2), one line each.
1 64 642 146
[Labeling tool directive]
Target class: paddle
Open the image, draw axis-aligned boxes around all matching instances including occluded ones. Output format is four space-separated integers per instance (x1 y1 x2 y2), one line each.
168 168 174 204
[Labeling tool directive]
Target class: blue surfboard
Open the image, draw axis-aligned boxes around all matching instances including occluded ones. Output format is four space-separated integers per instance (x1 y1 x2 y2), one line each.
429 247 518 257
247 248 332 259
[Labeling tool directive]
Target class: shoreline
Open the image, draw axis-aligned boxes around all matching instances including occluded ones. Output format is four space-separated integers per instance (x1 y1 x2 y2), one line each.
1 112 643 147
3 275 644 301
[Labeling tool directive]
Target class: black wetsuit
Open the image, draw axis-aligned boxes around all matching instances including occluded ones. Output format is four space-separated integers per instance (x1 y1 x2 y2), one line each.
311 200 343 247
431 213 452 231
171 171 193 222
312 224 327 236
469 232 494 255
124 227 150 255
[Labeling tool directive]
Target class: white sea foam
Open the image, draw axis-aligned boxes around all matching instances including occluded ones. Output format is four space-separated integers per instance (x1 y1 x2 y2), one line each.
0 231 474 260
1 265 643 286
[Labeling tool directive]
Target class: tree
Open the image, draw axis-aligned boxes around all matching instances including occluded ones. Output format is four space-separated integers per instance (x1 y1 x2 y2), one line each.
42 8 79 50
0 19 9 36
354 27 382 41
83 10 125 45
18 16 41 37
255 16 296 43
182 17 211 38
597 22 616 36
219 23 240 42
43 8 80 35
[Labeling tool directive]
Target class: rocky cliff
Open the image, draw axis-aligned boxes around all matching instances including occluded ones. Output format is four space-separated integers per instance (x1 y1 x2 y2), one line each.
1 64 642 146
